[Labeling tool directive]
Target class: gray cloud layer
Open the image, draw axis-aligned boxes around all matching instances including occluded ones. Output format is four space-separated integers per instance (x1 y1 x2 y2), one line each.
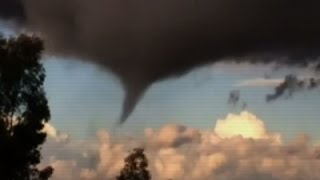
2 0 320 122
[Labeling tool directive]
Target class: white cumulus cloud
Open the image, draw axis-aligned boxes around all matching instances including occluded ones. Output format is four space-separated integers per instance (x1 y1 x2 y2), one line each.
214 111 281 143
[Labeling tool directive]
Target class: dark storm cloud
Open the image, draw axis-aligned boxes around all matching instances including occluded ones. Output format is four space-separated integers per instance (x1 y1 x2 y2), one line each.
266 75 320 102
0 0 24 22
228 90 240 106
2 0 320 123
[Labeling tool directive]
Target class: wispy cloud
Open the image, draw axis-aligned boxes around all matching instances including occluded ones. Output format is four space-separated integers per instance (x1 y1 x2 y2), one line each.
234 78 284 87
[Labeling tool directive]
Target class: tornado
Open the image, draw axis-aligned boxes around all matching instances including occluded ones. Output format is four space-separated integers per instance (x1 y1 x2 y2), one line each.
2 0 320 123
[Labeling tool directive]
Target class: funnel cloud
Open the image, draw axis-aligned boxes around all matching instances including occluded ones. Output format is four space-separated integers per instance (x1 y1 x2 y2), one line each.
2 0 320 123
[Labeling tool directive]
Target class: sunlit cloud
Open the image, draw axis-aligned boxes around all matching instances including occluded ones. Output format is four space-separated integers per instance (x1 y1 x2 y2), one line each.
42 111 320 180
214 111 281 143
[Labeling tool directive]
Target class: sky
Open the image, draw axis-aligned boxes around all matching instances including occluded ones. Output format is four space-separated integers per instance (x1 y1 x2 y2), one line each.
1 19 320 143
43 57 320 142
3 22 320 179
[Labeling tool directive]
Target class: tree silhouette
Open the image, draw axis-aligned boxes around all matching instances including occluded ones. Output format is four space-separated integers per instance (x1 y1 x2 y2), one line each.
116 148 151 180
0 34 53 179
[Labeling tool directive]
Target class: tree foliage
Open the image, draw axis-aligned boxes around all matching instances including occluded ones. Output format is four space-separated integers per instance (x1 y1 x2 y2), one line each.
116 148 151 180
0 34 53 179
